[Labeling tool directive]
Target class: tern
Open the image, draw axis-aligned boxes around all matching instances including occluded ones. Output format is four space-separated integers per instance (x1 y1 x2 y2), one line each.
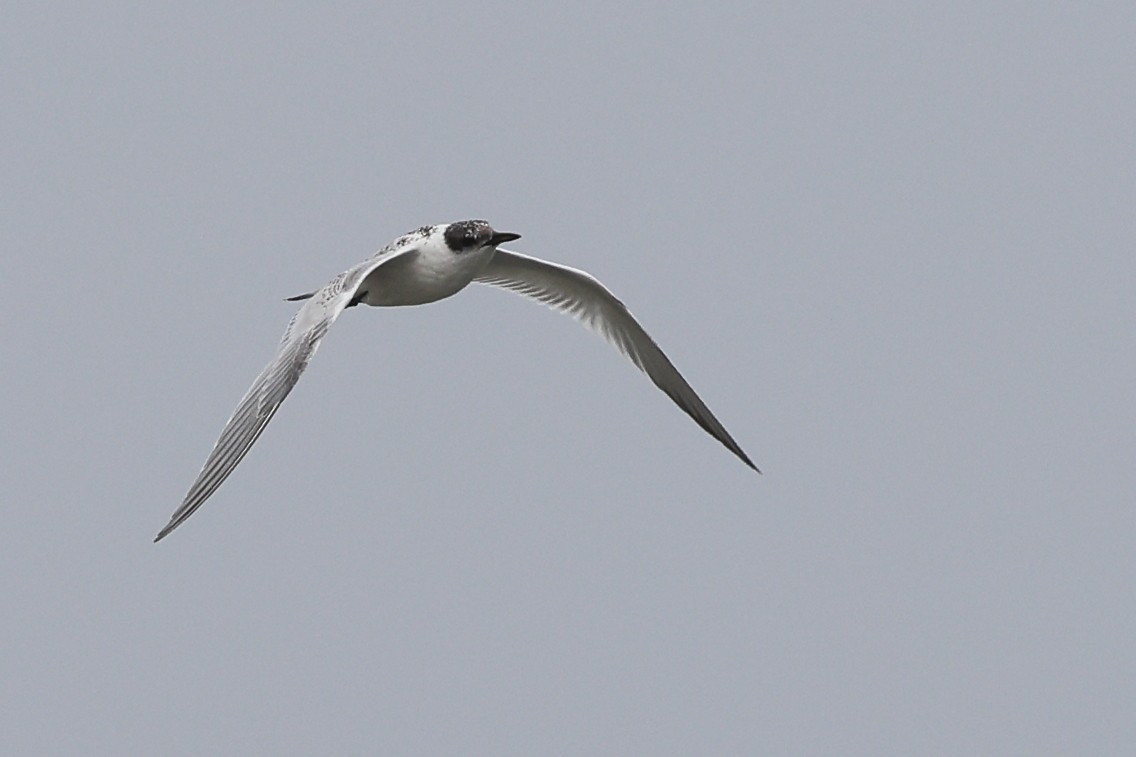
155 220 757 541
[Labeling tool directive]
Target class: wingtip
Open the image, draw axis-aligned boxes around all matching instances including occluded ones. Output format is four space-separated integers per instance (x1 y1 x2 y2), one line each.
731 446 760 474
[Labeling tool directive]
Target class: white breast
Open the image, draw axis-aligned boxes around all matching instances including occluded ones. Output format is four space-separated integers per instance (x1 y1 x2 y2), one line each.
360 243 496 307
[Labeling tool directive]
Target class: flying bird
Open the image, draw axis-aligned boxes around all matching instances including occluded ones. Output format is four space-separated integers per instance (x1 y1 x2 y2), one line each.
155 220 757 541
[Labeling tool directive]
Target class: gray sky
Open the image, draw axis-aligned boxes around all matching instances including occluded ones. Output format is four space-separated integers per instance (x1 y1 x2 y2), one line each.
3 3 1133 754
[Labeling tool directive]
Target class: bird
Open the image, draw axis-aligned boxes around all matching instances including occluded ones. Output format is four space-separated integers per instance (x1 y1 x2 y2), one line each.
154 220 757 541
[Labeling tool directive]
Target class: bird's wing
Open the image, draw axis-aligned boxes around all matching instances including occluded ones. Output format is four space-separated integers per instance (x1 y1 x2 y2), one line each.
475 249 757 470
154 248 418 542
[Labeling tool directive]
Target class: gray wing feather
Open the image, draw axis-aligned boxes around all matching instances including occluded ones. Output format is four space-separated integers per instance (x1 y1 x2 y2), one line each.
154 248 415 542
475 249 757 471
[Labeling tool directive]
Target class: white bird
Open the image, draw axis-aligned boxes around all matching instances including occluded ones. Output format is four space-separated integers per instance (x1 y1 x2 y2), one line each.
155 220 757 541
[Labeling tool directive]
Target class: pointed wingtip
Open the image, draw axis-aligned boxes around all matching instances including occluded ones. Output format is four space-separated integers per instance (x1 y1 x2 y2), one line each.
729 444 760 474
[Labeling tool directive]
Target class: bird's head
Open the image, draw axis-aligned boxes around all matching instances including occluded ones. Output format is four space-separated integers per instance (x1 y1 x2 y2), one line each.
442 219 521 254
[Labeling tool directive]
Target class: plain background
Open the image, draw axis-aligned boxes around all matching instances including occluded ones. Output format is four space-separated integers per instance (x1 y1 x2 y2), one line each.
3 3 1133 754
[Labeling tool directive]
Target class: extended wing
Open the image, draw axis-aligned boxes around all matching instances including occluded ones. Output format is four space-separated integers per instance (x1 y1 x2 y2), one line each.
154 248 417 541
475 249 757 471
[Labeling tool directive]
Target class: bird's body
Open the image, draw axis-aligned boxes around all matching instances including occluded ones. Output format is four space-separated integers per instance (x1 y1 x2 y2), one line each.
155 220 757 542
357 224 498 306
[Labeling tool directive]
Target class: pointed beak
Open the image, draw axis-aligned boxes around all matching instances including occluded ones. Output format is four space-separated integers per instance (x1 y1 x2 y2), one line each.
489 231 521 247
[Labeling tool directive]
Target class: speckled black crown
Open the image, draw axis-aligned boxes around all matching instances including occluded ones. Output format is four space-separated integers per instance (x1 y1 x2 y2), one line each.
443 219 493 252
